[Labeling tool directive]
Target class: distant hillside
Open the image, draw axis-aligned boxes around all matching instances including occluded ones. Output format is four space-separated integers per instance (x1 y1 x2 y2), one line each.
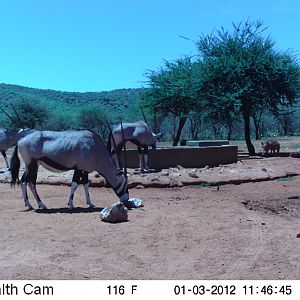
0 83 144 120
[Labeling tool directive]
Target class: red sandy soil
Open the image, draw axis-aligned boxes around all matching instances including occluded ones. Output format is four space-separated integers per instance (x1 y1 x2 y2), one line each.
0 157 299 280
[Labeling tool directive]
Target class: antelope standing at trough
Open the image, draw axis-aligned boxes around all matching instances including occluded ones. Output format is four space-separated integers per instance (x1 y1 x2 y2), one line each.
107 121 162 172
0 128 33 169
10 129 130 210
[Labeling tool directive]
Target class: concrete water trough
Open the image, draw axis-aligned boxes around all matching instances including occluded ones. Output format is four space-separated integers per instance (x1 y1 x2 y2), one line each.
186 140 229 147
120 145 238 169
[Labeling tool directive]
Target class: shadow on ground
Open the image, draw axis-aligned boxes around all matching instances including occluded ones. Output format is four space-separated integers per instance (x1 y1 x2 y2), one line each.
34 207 103 214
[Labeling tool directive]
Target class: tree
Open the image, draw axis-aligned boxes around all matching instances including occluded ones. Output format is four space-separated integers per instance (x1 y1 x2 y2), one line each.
143 56 198 146
189 111 203 140
252 107 265 140
78 104 110 139
8 98 50 129
275 109 296 136
197 20 300 155
45 112 75 131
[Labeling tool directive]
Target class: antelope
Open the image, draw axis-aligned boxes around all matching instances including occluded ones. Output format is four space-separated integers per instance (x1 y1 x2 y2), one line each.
10 129 130 210
0 128 33 169
107 121 162 172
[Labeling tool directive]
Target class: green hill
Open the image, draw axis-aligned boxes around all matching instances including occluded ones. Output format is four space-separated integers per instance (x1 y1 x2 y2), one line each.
0 83 143 122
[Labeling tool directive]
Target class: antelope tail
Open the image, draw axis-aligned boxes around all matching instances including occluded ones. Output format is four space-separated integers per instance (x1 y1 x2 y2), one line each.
10 145 20 187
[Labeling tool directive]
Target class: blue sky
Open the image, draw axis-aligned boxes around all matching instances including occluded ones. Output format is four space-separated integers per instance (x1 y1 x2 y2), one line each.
0 0 300 92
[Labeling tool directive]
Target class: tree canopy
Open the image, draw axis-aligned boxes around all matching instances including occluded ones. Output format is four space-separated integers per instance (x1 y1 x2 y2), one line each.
143 20 300 152
78 104 111 139
196 20 300 154
143 56 199 145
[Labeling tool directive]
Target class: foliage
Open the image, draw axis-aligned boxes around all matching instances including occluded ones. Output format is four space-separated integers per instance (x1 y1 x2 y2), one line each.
2 97 50 129
0 83 144 133
78 104 111 139
142 56 199 145
144 57 197 115
196 20 300 154
0 83 142 124
44 112 75 131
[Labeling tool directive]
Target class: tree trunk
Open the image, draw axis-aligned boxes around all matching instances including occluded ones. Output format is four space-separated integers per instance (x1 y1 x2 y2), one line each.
254 126 260 140
173 116 187 146
243 109 256 156
189 120 200 140
154 112 158 133
194 129 199 140
227 123 232 140
213 125 218 139
283 116 289 136
252 116 261 140
189 119 196 140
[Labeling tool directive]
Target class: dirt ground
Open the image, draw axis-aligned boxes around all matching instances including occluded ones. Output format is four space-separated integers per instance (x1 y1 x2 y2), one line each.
0 156 300 280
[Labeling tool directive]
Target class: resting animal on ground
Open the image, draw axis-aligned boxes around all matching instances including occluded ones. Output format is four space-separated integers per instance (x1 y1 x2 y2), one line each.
107 121 162 172
10 129 129 210
0 128 33 169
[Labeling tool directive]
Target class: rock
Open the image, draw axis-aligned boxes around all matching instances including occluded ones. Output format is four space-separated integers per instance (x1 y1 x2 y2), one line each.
126 198 143 208
90 176 106 187
171 173 181 177
160 171 170 176
100 202 128 223
133 168 141 174
135 184 145 189
150 177 159 182
187 170 198 178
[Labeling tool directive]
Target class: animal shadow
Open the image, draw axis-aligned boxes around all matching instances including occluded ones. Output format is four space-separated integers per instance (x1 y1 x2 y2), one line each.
34 206 103 214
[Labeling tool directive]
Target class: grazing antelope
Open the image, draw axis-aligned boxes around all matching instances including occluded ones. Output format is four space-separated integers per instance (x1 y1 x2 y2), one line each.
10 129 130 210
0 128 33 169
107 121 162 172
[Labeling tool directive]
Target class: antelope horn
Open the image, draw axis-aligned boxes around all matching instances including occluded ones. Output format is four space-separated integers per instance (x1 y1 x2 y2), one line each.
140 105 149 127
0 105 14 122
120 120 127 178
105 119 123 169
10 103 24 129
